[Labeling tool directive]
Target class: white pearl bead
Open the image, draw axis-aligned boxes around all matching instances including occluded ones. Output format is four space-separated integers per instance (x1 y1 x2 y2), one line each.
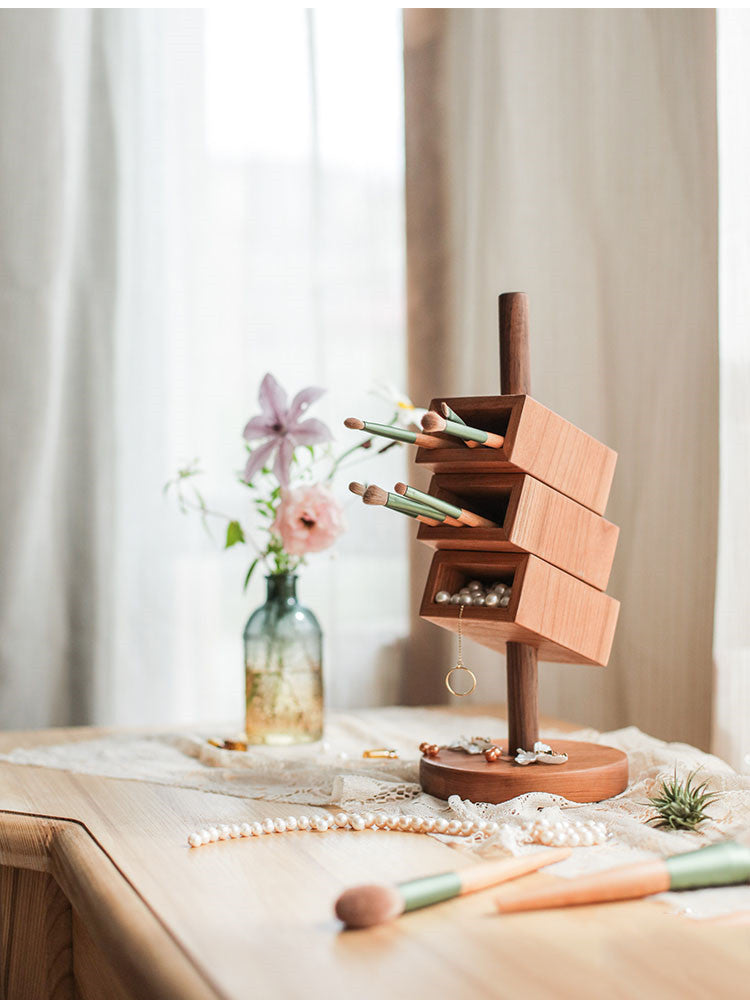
450 594 461 604
499 595 511 607
285 817 298 831
219 825 232 840
350 814 366 831
374 813 388 828
262 818 275 834
422 818 435 832
468 580 482 589
410 817 423 832
475 819 489 832
333 813 348 828
364 813 376 828
446 820 462 835
435 590 451 604
484 593 499 606
386 815 399 829
296 816 310 830
274 818 287 833
485 821 500 835
472 595 485 606
313 817 329 832
540 831 553 845
580 830 594 846
460 821 475 835
250 822 263 836
434 818 449 833
458 593 473 605
207 827 219 842
188 832 202 848
551 834 566 847
459 587 472 596
198 829 211 844
567 832 580 847
239 823 251 836
397 816 411 830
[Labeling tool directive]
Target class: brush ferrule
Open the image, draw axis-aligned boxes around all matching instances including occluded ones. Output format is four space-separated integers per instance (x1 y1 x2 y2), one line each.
398 872 462 912
386 494 447 520
441 420 488 444
403 485 462 520
360 421 416 444
666 841 750 890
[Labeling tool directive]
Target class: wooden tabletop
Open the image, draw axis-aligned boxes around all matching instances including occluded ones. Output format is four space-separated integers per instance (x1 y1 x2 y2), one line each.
1 715 749 1000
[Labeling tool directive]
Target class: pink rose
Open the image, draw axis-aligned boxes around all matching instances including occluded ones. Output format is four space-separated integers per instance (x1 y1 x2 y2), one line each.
272 484 345 556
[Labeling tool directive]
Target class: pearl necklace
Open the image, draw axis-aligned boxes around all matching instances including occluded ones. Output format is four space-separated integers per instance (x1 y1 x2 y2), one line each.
187 812 608 849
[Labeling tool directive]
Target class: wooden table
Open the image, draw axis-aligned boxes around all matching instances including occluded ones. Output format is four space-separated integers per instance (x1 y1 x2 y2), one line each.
1 716 749 1000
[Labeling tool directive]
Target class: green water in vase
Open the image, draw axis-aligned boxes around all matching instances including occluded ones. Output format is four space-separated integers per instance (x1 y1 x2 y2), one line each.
243 573 323 745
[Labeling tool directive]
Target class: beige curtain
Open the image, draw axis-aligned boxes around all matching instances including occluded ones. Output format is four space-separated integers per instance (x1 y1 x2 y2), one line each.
404 9 718 748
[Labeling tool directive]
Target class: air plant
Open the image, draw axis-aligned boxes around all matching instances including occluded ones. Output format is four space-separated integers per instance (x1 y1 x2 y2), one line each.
647 769 720 832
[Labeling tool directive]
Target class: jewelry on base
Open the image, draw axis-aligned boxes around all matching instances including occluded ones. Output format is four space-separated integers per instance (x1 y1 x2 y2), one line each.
445 605 476 696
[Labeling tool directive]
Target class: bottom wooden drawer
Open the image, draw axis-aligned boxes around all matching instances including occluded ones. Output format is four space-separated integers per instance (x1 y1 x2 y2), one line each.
420 550 619 666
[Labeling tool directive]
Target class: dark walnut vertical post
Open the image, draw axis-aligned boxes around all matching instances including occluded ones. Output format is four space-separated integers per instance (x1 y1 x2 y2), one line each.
499 292 539 751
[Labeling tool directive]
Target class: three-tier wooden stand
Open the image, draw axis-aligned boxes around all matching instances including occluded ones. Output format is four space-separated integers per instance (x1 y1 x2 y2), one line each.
417 292 628 804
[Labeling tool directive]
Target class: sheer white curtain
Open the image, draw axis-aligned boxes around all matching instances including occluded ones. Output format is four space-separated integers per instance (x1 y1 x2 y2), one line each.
713 9 750 772
0 9 407 728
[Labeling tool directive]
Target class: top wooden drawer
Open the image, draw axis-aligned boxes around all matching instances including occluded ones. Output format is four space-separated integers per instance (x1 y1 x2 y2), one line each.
415 395 617 515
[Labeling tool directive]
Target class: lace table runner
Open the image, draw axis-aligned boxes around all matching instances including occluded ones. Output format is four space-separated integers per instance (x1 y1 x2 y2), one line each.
3 707 749 919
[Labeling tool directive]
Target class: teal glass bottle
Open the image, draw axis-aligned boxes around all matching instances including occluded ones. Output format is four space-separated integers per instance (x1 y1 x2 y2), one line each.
243 573 323 745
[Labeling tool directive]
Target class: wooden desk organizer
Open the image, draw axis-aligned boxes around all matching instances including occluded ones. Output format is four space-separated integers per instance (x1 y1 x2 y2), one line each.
417 292 628 805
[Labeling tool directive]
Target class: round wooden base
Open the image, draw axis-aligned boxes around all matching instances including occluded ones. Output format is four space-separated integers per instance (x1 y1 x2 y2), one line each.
419 739 628 804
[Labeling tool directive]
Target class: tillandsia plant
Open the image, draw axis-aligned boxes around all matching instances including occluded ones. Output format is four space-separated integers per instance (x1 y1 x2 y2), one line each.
165 373 423 587
646 768 721 832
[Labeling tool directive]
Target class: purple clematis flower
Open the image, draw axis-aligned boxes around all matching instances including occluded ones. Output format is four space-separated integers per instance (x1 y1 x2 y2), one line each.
243 373 332 487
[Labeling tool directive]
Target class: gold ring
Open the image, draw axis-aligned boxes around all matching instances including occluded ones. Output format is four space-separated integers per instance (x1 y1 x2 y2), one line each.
362 748 399 759
445 666 476 697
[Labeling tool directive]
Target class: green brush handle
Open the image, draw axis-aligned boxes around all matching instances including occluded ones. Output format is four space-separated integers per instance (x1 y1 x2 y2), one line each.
403 485 462 520
666 841 750 890
386 494 447 521
441 420 488 444
398 872 462 911
442 404 466 425
361 421 416 444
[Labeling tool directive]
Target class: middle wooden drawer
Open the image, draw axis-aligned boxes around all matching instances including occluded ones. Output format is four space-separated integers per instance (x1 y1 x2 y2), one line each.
416 473 618 591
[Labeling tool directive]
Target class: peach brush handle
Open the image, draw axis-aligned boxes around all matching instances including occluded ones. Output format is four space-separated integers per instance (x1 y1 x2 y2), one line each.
458 848 572 894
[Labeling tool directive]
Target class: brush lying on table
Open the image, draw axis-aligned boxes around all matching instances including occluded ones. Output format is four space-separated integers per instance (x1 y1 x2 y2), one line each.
394 482 498 528
493 841 750 914
422 410 505 449
343 417 453 450
335 848 571 928
349 483 444 526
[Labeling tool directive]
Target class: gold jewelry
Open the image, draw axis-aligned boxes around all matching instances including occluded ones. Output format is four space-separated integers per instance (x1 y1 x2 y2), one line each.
445 606 476 697
362 748 399 759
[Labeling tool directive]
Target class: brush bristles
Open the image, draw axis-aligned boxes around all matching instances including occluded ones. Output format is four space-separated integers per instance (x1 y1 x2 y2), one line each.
348 482 365 497
393 482 407 495
421 411 446 432
334 884 404 928
440 402 451 419
344 417 365 430
363 485 388 506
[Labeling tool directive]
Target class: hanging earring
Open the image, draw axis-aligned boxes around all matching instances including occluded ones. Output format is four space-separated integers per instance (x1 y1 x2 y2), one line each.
445 605 477 696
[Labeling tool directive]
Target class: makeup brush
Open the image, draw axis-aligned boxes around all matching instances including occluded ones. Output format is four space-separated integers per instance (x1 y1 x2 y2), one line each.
394 483 497 528
422 411 505 449
335 848 571 929
348 482 366 497
494 841 750 915
362 485 445 525
344 418 452 450
440 402 466 425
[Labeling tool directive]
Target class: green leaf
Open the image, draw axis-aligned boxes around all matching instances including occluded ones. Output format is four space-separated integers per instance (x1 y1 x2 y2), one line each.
243 558 259 591
225 520 246 548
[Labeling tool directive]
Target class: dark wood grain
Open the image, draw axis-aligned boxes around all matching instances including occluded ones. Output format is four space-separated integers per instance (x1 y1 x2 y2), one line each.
499 292 531 397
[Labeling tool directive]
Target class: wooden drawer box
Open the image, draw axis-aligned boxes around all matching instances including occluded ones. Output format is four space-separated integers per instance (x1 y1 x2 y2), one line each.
416 473 618 590
420 551 619 666
415 395 616 515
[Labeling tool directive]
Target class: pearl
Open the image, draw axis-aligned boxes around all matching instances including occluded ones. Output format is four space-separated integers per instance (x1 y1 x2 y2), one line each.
350 814 366 831
247 822 261 836
397 816 411 830
375 813 388 827
472 595 486 605
435 590 451 604
434 818 449 833
239 823 252 836
334 813 349 828
446 820 462 835
484 593 499 606
568 832 580 847
580 830 594 846
364 813 376 828
422 818 435 832
499 595 511 607
297 816 310 830
219 825 232 840
461 821 475 834
229 824 241 838
285 816 298 831
458 593 473 605
198 829 211 844
459 587 472 596
273 818 287 833
449 594 461 603
313 817 329 832
411 818 424 832
467 580 482 589
207 826 219 841
188 832 202 847
262 818 275 834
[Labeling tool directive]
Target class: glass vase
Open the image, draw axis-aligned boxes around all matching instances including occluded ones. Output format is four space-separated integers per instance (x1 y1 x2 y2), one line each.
243 572 323 745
